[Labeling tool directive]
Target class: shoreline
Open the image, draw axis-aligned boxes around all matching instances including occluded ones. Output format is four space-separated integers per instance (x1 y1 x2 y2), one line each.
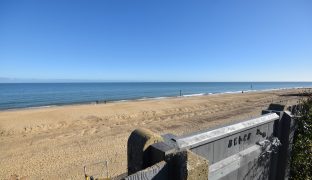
1 86 310 112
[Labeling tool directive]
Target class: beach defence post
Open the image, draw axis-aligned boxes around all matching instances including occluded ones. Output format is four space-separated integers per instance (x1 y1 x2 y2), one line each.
125 103 298 180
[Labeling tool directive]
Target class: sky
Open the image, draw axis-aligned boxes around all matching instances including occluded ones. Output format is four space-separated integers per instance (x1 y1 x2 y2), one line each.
0 0 312 82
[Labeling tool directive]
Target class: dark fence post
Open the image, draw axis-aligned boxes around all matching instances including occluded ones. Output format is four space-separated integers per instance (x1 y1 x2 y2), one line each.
276 111 296 180
262 104 297 180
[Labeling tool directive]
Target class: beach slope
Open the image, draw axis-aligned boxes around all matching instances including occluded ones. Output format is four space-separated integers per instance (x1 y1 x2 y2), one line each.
0 89 305 179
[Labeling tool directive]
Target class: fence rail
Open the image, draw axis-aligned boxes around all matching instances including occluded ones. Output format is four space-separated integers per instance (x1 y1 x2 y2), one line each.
120 103 298 180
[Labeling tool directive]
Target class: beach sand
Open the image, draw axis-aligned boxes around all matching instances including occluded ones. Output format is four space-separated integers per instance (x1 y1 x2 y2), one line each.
0 88 306 179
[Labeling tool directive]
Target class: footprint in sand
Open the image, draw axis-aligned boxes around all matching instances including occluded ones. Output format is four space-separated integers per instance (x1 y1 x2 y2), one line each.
80 128 98 136
80 129 87 136
89 128 97 134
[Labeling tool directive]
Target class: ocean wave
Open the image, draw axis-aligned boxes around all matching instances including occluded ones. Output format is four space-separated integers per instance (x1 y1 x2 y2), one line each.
138 96 169 101
182 93 206 97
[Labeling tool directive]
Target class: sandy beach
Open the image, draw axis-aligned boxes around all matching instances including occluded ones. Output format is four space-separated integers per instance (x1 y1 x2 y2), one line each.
0 88 307 179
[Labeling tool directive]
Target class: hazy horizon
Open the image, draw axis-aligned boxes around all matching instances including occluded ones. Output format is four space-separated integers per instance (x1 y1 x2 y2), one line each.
1 77 312 83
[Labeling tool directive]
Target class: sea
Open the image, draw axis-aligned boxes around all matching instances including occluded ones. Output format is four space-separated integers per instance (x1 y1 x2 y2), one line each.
0 82 312 110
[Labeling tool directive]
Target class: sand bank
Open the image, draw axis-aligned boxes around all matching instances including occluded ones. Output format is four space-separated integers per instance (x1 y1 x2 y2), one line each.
0 88 307 179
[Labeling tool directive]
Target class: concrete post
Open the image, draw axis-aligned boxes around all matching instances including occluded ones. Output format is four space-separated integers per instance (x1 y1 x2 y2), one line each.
127 129 209 180
149 142 209 180
127 129 164 175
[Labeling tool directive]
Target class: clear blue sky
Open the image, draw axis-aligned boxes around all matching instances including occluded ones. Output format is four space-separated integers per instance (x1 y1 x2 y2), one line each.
0 0 311 82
